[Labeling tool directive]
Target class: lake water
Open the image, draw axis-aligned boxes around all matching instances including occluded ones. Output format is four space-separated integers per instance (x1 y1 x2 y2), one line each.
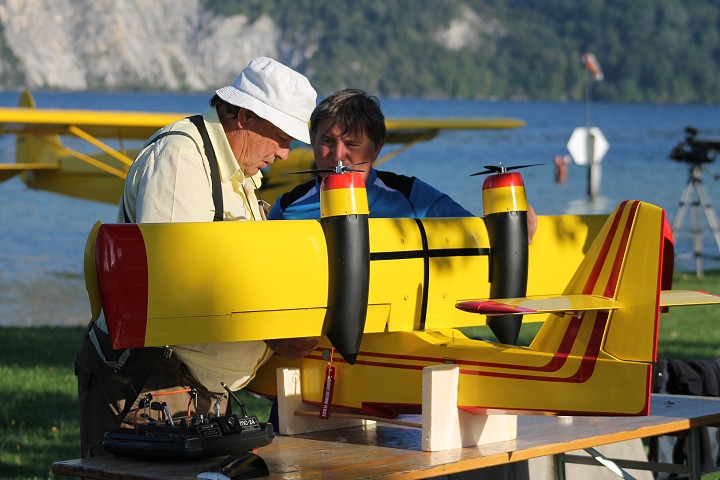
1 91 719 326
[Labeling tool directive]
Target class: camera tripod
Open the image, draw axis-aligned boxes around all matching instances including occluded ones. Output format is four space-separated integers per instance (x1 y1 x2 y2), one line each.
672 164 720 278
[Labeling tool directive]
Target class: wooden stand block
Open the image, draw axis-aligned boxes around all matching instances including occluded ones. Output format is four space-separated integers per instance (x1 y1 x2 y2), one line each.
275 367 372 435
422 364 517 452
275 366 516 452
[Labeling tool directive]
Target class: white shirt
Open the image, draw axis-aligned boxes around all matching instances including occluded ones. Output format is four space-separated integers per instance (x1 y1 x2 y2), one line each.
116 106 271 392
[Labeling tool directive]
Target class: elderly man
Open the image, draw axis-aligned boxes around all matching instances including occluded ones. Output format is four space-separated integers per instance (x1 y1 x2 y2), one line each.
75 57 318 457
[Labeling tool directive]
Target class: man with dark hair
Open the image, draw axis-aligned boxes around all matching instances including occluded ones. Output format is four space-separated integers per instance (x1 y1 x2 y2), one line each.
269 88 536 243
269 88 474 220
75 57 319 457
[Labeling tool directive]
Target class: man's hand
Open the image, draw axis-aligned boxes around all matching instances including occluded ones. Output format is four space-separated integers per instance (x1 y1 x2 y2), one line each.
527 205 538 245
265 338 319 360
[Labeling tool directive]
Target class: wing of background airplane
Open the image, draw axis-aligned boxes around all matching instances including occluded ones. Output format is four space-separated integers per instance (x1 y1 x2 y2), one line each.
0 91 181 202
0 90 525 205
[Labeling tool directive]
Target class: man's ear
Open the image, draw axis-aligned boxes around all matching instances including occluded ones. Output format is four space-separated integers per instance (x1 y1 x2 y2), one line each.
218 105 247 132
372 141 385 162
235 108 254 128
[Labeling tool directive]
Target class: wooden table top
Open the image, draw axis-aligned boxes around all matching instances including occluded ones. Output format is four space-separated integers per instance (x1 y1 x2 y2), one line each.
52 394 720 480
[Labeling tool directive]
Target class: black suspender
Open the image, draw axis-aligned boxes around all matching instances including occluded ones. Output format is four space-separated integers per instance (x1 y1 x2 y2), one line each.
187 115 224 222
122 115 224 222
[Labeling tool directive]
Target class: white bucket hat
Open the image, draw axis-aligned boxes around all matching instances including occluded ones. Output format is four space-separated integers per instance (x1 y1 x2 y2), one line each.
216 57 317 144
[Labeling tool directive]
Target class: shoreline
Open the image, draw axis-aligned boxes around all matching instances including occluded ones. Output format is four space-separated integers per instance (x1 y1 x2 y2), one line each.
0 274 90 327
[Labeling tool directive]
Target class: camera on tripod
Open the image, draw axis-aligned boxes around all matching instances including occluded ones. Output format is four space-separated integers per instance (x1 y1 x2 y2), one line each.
669 126 720 165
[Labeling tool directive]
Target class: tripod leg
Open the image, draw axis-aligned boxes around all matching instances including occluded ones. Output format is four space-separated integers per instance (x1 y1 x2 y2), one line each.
690 195 704 278
673 177 696 232
694 181 720 251
673 175 702 276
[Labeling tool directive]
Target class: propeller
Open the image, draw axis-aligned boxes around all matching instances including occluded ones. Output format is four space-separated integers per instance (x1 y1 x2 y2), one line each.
470 163 545 176
291 161 369 175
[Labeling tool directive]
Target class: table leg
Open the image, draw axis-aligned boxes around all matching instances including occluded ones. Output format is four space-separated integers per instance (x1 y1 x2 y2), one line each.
687 427 702 480
553 452 566 480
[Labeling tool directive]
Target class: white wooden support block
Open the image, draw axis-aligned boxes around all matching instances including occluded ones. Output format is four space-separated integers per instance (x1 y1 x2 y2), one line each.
275 367 372 435
422 364 517 452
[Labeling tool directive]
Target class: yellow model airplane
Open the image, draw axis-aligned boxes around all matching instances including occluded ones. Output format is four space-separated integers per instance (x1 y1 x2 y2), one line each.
0 91 525 206
87 165 720 417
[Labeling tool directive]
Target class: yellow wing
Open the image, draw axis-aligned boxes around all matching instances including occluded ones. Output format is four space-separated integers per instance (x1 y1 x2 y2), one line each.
0 106 185 139
0 91 174 201
377 117 525 166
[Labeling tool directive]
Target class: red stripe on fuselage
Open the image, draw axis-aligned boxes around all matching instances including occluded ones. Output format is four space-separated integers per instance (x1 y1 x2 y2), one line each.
307 316 583 374
603 201 640 298
458 312 608 382
304 313 602 384
583 200 628 295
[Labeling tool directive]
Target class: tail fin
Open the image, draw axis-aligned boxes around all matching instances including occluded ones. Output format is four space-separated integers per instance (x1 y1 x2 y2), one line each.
14 90 64 186
453 200 717 415
0 91 62 183
531 200 666 363
16 90 64 169
13 90 124 203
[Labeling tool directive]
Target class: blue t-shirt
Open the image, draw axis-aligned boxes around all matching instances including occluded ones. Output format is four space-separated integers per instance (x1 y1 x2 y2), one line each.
268 168 473 219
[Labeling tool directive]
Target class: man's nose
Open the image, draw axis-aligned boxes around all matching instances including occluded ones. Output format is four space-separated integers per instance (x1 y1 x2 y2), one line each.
332 143 348 161
276 147 290 161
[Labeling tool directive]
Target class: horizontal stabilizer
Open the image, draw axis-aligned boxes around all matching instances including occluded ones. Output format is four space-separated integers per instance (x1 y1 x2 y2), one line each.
660 290 720 307
456 294 618 316
0 162 60 182
456 290 720 316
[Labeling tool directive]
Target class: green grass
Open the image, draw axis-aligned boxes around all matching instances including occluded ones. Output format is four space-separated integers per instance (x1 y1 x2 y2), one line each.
657 270 720 360
0 327 271 479
2 271 720 479
0 327 83 480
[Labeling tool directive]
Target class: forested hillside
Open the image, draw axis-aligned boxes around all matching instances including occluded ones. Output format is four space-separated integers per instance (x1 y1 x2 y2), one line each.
0 0 717 103
205 0 720 103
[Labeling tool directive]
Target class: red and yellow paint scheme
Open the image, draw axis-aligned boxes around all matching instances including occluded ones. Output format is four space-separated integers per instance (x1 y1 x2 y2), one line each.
0 90 525 206
87 165 720 418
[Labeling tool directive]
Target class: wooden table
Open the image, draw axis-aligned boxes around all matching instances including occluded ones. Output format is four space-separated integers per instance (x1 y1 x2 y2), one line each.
52 394 720 480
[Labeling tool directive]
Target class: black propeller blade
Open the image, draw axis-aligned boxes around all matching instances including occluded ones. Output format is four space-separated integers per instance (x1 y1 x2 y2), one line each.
470 163 545 176
290 161 369 175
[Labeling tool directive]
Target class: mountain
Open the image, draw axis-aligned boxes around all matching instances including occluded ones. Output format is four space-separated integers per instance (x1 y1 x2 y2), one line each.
0 0 280 91
0 0 718 103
